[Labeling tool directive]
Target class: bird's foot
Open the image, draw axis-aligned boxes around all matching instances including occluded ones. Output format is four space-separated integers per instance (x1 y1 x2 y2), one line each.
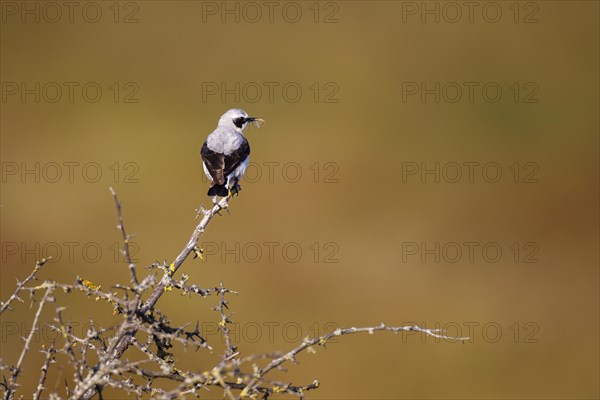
212 196 230 216
229 184 242 197
212 196 224 215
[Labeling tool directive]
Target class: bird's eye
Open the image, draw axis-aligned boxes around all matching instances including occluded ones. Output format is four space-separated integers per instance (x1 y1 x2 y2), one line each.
233 117 246 128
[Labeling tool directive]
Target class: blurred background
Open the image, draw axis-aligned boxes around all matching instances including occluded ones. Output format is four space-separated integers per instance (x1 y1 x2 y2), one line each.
1 1 598 398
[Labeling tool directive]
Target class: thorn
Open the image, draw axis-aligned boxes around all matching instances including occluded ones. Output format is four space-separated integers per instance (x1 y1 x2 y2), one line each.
192 246 205 261
195 205 207 220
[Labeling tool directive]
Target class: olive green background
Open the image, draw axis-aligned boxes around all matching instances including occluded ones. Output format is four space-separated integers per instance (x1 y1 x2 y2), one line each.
1 1 598 398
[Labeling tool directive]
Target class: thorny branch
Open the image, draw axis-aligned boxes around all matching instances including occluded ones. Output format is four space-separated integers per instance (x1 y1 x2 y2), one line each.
141 195 231 313
3 287 53 400
109 187 139 286
0 258 48 315
33 345 56 400
215 283 238 363
0 189 468 400
76 194 233 400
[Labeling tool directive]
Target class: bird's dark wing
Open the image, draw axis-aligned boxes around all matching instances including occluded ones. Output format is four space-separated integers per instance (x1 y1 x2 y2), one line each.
201 141 226 185
223 138 250 177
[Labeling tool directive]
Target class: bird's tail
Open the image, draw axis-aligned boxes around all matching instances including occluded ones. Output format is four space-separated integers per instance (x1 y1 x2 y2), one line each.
207 184 229 197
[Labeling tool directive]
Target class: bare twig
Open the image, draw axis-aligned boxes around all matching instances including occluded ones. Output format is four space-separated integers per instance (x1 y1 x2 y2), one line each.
0 258 49 315
142 195 231 313
109 187 139 286
33 345 56 400
215 283 238 363
4 287 53 400
241 323 469 396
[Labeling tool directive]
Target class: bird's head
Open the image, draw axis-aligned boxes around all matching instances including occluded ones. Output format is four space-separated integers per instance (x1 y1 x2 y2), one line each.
218 108 264 133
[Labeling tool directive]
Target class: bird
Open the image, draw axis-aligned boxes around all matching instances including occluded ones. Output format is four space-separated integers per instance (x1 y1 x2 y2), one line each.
201 109 263 198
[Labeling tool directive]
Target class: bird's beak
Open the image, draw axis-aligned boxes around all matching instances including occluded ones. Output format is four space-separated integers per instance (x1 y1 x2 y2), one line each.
248 117 265 128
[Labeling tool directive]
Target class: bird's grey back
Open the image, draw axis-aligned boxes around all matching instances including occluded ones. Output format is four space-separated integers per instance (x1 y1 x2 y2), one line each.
205 126 246 155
